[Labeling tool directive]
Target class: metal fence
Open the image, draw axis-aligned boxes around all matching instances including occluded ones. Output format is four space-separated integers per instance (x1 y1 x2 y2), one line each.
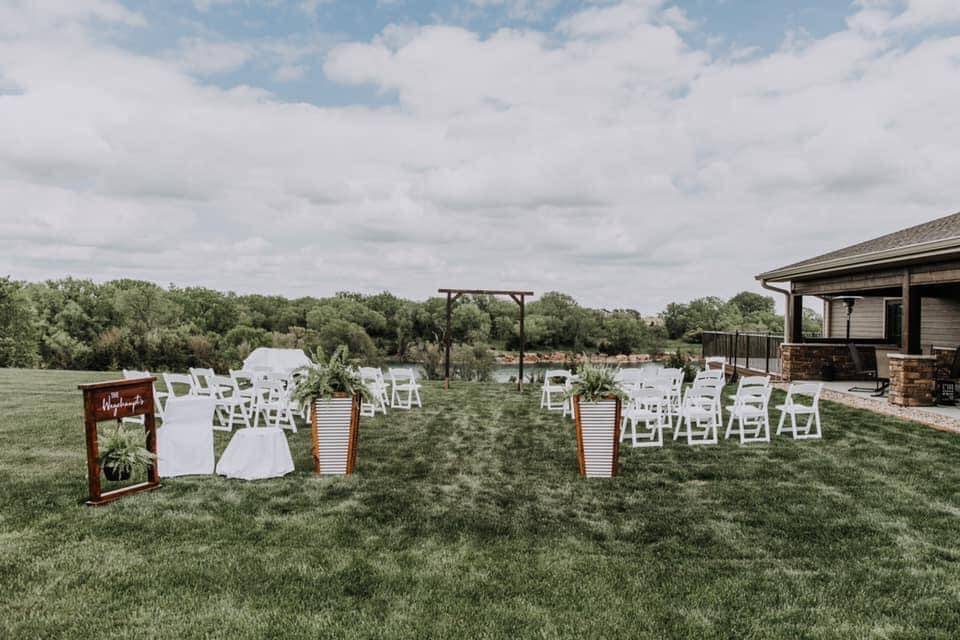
701 331 784 375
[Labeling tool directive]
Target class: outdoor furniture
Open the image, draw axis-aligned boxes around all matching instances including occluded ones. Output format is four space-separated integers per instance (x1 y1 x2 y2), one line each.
704 356 726 378
657 368 685 427
215 427 294 481
620 387 667 448
162 372 196 399
121 369 166 423
776 383 823 440
358 367 389 417
252 376 298 432
724 375 770 436
209 374 252 431
724 376 772 444
389 368 422 409
241 347 312 375
156 396 216 477
847 344 881 393
871 348 899 397
676 380 723 445
541 370 572 412
935 348 960 405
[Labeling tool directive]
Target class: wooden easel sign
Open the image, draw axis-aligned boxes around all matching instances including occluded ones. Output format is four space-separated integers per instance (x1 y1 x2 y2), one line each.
79 378 161 506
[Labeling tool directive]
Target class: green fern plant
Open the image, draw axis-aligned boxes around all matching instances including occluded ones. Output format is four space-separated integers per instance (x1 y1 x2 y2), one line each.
292 345 372 404
98 424 155 480
568 363 627 402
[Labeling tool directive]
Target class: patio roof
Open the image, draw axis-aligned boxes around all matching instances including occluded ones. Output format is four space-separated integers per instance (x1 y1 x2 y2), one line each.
757 211 960 282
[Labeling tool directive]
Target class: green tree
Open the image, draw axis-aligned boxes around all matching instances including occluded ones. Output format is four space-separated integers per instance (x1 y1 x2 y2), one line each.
0 277 40 367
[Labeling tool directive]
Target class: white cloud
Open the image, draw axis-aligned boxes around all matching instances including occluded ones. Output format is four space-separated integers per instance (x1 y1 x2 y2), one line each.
1 1 959 312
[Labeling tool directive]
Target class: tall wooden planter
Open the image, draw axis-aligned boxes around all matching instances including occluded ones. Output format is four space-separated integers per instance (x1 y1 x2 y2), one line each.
573 396 622 478
311 393 361 475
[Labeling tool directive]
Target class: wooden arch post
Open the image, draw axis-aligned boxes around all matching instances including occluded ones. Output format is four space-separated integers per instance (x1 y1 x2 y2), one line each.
438 288 534 391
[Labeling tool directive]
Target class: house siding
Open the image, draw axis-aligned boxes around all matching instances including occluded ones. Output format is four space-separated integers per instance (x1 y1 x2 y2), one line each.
827 295 960 348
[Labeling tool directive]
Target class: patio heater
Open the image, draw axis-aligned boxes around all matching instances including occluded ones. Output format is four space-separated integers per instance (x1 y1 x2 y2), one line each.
832 295 863 341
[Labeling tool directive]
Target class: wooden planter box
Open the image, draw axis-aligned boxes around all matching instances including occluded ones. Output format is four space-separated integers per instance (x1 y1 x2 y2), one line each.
311 393 361 475
573 396 622 478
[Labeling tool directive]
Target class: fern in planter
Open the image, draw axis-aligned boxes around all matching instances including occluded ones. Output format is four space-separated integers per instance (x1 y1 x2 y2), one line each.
568 363 627 402
292 345 372 404
98 424 156 481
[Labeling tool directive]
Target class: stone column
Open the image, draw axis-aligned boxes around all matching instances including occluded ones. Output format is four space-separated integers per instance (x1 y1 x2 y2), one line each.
888 353 936 407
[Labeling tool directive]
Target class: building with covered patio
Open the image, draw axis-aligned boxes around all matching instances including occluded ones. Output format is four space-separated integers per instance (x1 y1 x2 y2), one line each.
757 211 960 408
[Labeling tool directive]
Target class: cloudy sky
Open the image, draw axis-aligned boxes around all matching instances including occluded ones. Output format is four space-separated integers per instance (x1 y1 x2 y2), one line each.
1 0 959 312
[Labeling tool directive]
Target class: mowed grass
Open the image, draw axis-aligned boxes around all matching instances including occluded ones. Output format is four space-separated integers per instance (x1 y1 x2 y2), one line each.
2 369 960 639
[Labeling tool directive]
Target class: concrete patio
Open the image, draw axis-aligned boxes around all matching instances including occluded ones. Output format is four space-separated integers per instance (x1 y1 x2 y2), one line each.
812 380 960 433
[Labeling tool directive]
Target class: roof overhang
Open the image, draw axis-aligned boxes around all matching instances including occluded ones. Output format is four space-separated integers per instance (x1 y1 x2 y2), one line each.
756 236 960 283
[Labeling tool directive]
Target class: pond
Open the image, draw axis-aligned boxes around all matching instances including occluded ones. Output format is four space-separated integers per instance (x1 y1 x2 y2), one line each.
387 361 665 384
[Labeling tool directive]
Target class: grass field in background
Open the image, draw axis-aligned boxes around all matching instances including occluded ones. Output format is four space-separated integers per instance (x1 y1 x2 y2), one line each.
2 368 960 638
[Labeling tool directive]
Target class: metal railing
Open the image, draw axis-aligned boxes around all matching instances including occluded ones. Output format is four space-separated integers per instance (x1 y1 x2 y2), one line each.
702 331 785 375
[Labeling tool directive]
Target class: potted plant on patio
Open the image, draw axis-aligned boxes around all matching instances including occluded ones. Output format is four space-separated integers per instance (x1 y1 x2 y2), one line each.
97 424 156 482
293 346 371 476
568 364 627 478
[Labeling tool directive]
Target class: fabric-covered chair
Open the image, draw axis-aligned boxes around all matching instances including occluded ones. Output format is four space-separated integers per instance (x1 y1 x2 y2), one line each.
156 396 217 477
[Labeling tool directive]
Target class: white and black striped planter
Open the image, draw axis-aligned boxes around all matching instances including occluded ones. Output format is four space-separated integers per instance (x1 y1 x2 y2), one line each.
311 394 361 475
573 397 622 478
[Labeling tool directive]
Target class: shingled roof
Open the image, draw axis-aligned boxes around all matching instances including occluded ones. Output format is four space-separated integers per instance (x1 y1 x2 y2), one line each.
758 211 960 281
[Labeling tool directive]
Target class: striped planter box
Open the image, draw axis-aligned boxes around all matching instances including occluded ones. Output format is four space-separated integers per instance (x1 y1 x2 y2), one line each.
573 397 622 478
311 394 361 475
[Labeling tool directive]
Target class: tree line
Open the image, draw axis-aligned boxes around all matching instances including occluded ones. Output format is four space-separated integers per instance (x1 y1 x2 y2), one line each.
0 276 817 374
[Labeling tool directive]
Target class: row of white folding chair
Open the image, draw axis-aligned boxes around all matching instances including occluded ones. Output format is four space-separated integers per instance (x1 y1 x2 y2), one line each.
725 376 773 444
358 367 390 417
121 369 167 424
162 369 298 433
674 378 725 445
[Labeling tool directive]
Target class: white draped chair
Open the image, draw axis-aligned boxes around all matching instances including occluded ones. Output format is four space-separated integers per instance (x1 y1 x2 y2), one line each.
156 396 217 477
215 426 295 481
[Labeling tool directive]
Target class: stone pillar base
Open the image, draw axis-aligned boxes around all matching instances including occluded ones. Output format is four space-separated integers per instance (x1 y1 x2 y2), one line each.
888 354 935 407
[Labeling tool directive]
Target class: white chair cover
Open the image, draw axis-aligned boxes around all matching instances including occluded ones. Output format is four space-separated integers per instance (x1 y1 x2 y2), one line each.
215 428 295 480
156 397 216 478
241 348 312 374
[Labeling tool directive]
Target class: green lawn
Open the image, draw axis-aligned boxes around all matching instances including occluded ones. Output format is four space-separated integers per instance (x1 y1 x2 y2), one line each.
2 369 960 638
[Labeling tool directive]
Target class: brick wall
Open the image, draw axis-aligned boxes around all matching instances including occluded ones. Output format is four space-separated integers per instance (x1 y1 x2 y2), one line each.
888 355 935 407
780 343 878 381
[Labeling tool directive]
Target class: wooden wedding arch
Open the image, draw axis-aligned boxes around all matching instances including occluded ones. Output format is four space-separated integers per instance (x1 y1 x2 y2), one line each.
439 288 534 391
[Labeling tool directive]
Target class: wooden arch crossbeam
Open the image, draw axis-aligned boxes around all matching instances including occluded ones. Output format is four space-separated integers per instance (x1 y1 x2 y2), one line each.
438 288 534 391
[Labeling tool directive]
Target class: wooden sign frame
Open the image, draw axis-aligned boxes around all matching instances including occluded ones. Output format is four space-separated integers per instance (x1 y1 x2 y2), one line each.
78 377 161 506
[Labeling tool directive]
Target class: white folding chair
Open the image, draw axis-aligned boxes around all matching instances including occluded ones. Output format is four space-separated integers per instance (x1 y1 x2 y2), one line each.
776 383 824 440
725 379 772 444
162 373 196 400
252 376 298 432
724 375 771 442
676 380 722 445
695 368 725 383
541 370 572 412
358 367 388 417
620 386 668 448
210 374 252 431
122 369 166 424
389 368 422 409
